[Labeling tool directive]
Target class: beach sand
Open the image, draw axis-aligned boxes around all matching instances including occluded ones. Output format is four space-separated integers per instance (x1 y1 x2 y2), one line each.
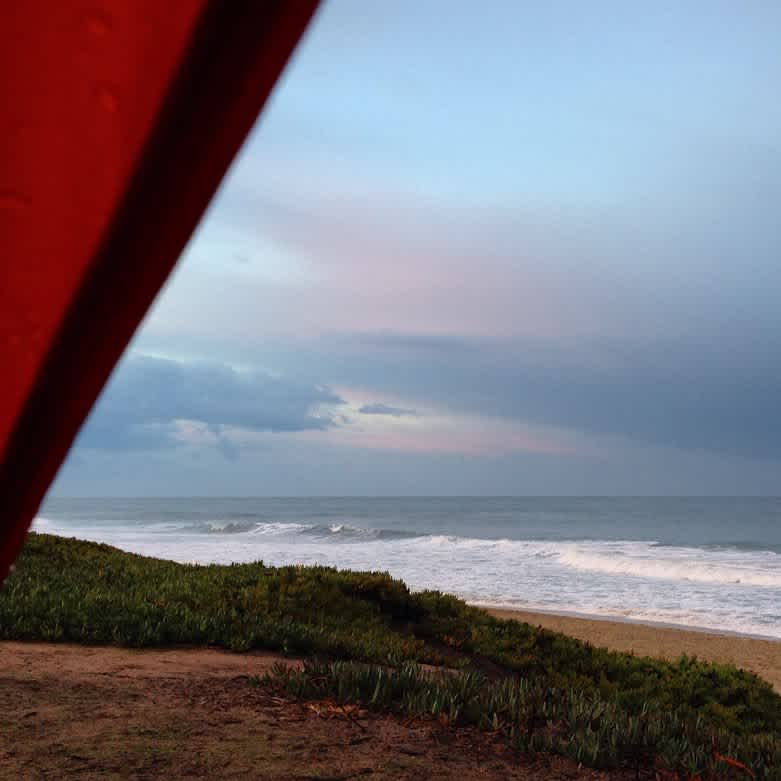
485 608 781 691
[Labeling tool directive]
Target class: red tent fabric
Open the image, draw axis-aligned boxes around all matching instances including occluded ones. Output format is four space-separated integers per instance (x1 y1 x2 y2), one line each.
0 1 318 581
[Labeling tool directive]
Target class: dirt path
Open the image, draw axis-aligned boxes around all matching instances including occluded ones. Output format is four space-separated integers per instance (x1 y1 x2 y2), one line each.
0 641 625 781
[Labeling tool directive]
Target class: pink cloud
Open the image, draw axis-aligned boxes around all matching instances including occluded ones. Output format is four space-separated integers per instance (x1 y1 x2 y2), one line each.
192 164 603 343
289 387 588 457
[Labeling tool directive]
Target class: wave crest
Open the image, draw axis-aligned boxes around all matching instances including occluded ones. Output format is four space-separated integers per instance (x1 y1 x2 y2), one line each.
557 544 781 588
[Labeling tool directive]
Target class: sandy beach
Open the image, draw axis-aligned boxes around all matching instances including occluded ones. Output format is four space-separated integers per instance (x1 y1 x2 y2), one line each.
485 608 781 691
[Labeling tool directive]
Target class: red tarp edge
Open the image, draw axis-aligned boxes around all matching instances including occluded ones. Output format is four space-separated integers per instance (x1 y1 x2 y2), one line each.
0 1 319 581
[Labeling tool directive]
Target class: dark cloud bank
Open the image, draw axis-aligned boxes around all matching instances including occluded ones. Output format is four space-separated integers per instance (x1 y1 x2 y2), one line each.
75 354 343 454
254 330 781 462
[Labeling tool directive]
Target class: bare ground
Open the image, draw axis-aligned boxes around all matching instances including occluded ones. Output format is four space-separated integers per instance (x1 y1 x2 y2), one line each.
0 641 628 781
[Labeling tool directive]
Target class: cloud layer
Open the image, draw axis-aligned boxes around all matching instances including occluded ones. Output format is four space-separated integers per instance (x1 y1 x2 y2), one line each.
358 403 417 418
75 354 343 455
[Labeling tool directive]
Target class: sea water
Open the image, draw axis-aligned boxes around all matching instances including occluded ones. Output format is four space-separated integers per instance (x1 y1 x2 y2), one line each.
35 496 781 639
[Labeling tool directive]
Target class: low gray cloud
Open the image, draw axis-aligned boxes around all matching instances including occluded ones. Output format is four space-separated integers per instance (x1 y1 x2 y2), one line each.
358 403 417 418
230 329 781 462
75 353 344 455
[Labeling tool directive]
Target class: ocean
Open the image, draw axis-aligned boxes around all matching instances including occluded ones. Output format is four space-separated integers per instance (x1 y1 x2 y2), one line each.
35 496 781 640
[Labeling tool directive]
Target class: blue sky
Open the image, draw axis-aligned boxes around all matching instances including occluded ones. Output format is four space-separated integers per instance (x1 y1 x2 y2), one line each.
53 1 781 495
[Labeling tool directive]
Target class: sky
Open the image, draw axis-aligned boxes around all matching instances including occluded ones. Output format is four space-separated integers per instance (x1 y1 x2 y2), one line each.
52 1 781 496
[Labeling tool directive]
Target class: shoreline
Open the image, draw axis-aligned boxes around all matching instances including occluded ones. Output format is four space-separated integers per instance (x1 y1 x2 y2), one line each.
482 606 781 691
471 602 781 642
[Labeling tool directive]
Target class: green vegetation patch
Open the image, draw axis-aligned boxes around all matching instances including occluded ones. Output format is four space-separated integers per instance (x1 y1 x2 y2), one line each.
262 660 781 779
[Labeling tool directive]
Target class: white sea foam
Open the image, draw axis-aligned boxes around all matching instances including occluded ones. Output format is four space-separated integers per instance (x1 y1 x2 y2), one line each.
556 543 781 588
248 522 313 535
31 516 52 530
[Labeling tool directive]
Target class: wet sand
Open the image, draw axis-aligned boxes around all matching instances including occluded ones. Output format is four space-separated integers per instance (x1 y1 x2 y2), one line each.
484 607 781 690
